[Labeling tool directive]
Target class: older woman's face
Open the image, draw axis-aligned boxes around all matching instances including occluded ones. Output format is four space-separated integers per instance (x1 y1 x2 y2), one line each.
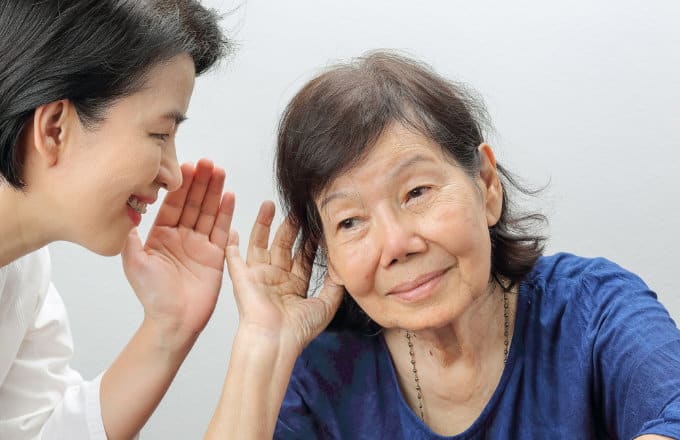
316 123 502 331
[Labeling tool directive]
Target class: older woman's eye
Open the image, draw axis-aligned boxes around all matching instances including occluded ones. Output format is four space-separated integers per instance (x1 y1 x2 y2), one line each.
338 218 358 230
407 186 429 200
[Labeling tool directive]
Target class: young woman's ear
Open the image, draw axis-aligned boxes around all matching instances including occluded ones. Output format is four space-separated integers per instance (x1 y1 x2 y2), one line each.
31 99 72 166
478 143 503 227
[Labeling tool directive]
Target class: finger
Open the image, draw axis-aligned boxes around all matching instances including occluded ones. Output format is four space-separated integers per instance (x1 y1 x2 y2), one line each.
194 166 226 235
270 217 298 272
306 276 344 338
179 158 214 229
316 275 344 319
209 192 235 249
225 229 244 280
290 239 316 288
153 163 195 228
246 200 276 265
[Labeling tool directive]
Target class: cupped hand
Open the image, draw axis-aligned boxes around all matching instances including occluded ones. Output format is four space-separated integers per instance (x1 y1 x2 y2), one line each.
122 159 235 342
226 201 344 354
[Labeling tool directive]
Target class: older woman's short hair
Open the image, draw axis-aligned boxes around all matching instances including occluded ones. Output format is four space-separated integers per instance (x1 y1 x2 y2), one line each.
276 51 547 334
0 0 230 189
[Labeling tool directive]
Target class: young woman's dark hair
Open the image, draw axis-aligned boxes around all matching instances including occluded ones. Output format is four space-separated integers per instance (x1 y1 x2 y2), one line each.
276 51 547 334
0 0 230 189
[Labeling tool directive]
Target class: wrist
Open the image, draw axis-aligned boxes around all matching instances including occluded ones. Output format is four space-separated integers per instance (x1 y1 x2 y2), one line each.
235 321 304 358
139 317 198 358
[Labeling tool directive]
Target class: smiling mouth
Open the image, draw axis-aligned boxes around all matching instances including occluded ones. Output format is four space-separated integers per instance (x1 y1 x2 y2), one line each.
388 268 450 296
127 196 148 214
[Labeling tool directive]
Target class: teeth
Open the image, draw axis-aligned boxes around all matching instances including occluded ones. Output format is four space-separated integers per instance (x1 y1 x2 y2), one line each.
127 197 147 214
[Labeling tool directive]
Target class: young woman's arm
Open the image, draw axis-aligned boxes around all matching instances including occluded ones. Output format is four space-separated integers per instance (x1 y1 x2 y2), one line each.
100 160 234 440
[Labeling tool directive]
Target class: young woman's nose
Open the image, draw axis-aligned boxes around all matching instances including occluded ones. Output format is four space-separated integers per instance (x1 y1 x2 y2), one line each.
157 149 182 191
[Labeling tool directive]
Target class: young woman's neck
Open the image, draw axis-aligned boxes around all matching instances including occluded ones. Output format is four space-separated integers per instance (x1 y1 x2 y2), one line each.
0 186 54 267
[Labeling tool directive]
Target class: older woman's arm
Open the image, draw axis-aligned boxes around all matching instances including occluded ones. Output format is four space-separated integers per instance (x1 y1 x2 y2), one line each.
582 266 680 439
205 329 296 438
205 202 343 439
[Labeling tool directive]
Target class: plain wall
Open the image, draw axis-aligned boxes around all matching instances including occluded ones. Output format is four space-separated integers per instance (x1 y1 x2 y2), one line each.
49 0 679 437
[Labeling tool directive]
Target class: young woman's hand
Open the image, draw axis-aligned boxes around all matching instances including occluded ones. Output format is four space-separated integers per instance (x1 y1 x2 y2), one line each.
225 201 344 355
121 159 234 348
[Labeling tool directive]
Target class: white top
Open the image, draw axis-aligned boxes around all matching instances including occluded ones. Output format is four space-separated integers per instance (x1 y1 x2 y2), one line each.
0 248 107 439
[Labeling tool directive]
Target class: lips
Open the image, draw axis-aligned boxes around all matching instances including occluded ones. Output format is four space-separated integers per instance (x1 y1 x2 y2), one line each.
126 194 157 215
387 268 449 297
126 196 148 214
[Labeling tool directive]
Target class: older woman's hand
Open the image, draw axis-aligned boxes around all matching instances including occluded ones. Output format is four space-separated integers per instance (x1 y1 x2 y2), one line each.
121 159 235 349
225 200 343 355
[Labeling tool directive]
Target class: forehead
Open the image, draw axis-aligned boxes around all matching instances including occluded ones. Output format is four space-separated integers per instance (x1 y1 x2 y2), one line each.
105 53 196 125
336 124 449 179
316 124 458 203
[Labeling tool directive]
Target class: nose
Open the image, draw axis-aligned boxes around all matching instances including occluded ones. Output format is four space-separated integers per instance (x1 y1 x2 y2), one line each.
375 206 426 268
157 146 182 191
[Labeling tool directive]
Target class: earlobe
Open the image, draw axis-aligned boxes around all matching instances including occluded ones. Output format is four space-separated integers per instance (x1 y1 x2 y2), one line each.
478 143 503 227
32 100 71 166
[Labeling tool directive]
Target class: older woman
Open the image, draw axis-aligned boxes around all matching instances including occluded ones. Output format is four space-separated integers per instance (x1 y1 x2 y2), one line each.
208 52 680 439
0 1 233 439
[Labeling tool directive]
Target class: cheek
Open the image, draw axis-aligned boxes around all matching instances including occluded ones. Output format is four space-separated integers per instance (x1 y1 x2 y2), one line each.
431 199 492 279
327 240 378 296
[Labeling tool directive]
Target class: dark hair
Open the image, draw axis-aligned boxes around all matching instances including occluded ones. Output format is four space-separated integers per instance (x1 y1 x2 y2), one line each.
0 0 230 188
276 51 547 334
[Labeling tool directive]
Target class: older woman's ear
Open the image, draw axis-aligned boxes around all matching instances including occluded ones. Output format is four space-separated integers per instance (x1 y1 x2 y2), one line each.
478 143 503 227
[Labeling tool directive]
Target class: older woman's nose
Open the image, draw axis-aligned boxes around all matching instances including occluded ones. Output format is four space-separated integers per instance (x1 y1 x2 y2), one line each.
377 210 426 267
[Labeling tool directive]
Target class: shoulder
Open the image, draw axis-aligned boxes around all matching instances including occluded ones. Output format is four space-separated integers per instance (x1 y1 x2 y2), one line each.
0 247 51 310
518 252 660 339
527 252 650 304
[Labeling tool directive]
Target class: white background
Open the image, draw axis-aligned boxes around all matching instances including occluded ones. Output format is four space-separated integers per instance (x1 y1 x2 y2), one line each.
49 0 679 437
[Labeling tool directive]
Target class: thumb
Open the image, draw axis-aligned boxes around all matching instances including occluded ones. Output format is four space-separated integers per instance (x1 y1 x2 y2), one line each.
121 228 144 275
311 276 345 331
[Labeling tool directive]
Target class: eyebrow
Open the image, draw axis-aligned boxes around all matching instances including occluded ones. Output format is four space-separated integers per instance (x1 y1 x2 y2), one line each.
319 191 357 211
319 154 436 210
388 154 435 181
162 111 188 126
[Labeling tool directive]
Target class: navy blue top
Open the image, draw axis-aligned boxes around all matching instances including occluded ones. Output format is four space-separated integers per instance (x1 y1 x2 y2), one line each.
275 254 680 439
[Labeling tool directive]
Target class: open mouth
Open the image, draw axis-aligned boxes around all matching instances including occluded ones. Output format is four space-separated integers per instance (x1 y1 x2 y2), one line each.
127 196 148 215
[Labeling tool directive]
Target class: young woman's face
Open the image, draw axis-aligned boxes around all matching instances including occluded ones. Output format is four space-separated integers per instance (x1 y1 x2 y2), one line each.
316 124 502 331
54 53 195 255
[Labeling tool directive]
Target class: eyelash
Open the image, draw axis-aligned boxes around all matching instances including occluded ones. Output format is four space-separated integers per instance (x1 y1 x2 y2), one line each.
151 133 170 142
406 185 430 201
338 217 359 230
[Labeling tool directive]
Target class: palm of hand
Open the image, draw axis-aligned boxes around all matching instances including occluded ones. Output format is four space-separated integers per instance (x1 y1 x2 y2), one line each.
227 201 343 353
123 160 234 336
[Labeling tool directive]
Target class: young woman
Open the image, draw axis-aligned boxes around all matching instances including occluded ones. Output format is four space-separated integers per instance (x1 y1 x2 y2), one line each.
0 1 232 438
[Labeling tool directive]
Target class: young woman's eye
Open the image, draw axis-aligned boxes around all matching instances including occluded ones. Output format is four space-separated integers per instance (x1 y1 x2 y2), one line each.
338 217 359 230
151 133 170 142
407 186 429 200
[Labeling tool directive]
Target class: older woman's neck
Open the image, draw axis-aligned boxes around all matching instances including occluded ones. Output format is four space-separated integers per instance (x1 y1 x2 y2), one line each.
387 283 508 368
0 186 53 267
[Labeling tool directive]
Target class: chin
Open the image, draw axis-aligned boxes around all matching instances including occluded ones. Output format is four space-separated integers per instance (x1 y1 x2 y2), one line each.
78 233 129 257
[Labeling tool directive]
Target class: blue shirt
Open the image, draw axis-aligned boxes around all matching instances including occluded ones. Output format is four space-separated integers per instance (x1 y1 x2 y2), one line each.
275 254 680 439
